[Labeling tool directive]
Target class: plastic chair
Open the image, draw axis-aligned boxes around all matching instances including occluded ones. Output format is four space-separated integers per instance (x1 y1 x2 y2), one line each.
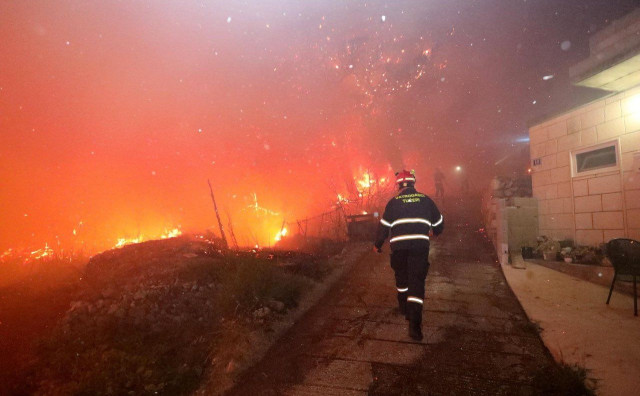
605 238 640 316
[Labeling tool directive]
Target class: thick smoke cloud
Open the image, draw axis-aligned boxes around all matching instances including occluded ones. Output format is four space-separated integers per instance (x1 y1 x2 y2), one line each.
0 0 635 251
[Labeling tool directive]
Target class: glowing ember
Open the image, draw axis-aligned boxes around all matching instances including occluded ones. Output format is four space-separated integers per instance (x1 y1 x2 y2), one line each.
1 248 13 260
248 193 280 216
30 243 54 260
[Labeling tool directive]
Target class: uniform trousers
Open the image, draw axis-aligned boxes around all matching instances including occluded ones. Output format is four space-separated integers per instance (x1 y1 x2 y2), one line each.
390 249 430 309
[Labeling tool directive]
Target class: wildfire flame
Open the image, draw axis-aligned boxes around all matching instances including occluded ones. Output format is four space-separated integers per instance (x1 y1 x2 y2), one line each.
355 171 389 194
274 227 288 242
114 227 182 249
336 193 349 204
161 228 182 239
30 243 54 260
115 237 143 248
356 172 373 191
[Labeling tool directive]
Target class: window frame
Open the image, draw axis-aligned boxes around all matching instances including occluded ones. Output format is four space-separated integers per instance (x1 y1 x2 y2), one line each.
570 139 621 178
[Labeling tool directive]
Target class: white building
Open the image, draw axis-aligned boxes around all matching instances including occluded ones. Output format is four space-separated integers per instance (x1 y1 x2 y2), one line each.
529 9 640 246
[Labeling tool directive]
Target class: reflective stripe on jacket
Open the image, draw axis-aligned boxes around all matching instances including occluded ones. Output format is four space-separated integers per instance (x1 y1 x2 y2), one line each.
374 187 444 251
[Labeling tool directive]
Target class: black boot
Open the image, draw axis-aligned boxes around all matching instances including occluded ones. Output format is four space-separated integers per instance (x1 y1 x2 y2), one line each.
397 293 408 320
408 303 423 341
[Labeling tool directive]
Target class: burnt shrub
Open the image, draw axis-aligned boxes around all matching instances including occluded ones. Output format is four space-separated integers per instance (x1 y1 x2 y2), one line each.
219 256 309 314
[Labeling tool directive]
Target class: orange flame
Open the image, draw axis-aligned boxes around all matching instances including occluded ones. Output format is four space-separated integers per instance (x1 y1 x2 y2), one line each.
113 227 182 249
161 227 182 239
274 227 288 242
30 243 54 260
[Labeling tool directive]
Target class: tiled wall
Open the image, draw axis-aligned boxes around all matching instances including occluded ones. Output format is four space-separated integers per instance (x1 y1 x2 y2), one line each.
529 87 640 245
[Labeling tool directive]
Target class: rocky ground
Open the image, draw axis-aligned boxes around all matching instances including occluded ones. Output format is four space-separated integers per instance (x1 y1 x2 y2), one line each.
1 236 362 395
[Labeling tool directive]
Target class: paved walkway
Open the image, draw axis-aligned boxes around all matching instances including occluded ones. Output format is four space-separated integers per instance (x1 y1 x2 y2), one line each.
227 200 567 395
503 259 640 396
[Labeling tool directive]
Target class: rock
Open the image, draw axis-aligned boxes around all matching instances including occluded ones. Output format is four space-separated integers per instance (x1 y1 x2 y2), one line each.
134 290 147 300
252 306 271 319
96 316 109 328
101 288 116 299
225 360 236 374
69 300 88 312
115 307 126 318
267 299 285 313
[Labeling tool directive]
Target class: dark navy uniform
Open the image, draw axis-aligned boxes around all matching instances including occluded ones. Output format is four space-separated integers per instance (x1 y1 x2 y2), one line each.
374 185 444 340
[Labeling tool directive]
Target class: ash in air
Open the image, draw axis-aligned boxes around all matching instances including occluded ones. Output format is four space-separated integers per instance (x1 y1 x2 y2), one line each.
0 0 634 253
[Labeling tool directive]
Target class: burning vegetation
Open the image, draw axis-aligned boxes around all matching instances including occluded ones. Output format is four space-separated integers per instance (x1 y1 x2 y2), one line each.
2 232 361 395
0 165 381 394
2 1 633 394
0 165 393 266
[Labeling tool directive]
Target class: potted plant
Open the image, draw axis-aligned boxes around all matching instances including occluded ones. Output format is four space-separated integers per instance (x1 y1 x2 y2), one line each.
561 247 573 263
535 236 560 261
521 246 534 259
570 245 600 265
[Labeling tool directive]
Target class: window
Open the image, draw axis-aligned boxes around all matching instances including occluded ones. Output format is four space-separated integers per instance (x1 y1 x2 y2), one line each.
571 140 620 177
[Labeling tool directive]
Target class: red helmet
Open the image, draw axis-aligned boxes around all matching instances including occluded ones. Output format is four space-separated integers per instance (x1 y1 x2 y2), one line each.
395 170 416 185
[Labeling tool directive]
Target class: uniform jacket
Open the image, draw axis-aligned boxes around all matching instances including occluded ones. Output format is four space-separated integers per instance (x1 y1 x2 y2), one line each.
374 186 444 251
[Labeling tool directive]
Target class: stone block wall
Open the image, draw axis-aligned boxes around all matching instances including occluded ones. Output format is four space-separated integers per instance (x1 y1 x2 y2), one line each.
529 87 640 245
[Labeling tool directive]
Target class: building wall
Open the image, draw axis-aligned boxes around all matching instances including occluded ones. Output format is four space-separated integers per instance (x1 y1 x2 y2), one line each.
482 196 538 264
529 86 640 246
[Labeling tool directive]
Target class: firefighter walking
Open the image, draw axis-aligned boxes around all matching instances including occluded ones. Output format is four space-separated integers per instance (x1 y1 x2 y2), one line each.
374 170 444 341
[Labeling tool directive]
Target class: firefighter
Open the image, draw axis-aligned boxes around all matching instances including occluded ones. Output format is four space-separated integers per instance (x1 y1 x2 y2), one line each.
374 170 444 341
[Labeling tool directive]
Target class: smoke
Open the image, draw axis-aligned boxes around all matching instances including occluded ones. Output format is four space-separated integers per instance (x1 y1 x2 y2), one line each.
2 1 636 252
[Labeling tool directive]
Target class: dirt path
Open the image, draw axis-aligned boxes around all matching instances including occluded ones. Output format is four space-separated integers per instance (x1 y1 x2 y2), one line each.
226 198 564 395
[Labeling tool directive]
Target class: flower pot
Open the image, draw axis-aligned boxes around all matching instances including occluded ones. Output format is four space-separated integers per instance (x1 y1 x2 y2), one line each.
563 257 573 263
543 252 556 261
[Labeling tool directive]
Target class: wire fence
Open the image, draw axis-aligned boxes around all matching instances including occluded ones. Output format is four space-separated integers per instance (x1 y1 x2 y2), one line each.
284 207 349 242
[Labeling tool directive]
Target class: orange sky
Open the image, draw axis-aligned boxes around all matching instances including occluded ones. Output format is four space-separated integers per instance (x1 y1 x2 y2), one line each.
1 1 635 252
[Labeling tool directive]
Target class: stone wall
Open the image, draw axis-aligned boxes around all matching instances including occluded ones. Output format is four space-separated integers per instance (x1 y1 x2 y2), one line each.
529 87 640 245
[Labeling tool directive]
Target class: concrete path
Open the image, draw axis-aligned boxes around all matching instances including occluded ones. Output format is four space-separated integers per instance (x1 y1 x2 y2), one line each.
227 200 566 395
503 259 640 396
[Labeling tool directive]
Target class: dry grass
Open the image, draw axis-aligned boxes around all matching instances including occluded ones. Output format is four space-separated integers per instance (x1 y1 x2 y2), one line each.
18 247 322 395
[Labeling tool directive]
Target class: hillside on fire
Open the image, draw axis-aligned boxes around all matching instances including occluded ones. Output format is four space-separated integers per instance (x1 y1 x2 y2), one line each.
3 1 639 395
1 234 368 395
